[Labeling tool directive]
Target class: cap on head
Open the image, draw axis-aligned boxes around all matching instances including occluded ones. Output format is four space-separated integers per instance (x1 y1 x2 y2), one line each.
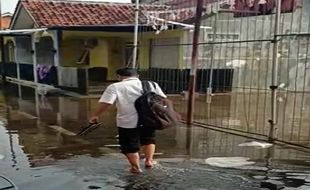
116 67 138 77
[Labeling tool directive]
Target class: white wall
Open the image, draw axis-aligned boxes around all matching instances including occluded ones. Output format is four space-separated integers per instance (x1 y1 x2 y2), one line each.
151 38 180 69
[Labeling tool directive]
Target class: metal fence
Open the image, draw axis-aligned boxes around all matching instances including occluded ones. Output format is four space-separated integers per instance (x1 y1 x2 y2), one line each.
138 0 310 148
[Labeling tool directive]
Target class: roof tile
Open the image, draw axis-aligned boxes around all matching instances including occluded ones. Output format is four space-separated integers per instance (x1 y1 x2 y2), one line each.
21 0 168 27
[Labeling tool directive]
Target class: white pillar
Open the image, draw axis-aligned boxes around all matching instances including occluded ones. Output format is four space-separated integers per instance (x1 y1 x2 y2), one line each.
31 33 38 83
13 39 22 97
50 30 61 87
17 65 22 97
51 30 60 67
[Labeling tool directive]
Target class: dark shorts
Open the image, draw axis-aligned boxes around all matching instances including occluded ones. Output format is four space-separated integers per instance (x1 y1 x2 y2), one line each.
118 127 156 154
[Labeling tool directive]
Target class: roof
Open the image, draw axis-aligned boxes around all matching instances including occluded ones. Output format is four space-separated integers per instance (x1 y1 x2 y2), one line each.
16 0 168 28
2 12 13 17
1 13 13 30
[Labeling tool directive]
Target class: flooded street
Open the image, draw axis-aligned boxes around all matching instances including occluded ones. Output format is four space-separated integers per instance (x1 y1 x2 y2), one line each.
1 85 310 190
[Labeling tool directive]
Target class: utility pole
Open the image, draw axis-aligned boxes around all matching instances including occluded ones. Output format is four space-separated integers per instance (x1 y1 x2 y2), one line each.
132 0 139 69
186 0 204 125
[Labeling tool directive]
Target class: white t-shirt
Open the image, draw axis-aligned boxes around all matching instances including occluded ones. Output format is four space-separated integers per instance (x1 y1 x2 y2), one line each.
99 77 167 129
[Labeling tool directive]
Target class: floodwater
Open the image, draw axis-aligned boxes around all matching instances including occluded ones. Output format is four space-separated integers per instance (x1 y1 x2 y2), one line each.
1 84 310 190
175 90 310 147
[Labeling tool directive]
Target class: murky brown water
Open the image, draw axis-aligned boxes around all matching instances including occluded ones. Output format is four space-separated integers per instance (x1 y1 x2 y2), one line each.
1 85 310 190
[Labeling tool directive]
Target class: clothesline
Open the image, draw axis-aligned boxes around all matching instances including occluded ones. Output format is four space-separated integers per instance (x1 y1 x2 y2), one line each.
145 15 212 30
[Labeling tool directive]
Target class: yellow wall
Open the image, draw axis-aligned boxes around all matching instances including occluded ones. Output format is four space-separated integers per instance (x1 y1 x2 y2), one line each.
60 29 184 78
61 31 132 69
61 38 85 67
140 29 184 39
107 38 125 80
139 39 150 69
61 37 109 68
90 39 109 68
63 31 132 39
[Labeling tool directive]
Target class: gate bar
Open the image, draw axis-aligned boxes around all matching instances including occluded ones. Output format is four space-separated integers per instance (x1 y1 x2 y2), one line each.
269 0 282 140
187 0 204 125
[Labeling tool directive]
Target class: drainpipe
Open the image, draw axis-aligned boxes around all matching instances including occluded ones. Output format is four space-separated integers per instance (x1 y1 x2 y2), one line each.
132 0 139 69
187 0 204 125
269 0 281 140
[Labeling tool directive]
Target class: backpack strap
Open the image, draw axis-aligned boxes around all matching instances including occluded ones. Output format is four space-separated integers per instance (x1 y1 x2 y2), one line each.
141 81 156 93
150 81 157 90
142 81 151 93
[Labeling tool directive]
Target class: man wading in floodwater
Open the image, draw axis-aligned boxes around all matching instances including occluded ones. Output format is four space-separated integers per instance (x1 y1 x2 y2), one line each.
89 67 167 173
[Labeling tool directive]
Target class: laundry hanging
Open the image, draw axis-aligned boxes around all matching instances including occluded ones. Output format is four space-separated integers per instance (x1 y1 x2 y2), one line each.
37 64 57 85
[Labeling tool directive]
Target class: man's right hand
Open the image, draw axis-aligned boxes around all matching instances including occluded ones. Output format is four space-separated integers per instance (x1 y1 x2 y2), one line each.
89 116 99 124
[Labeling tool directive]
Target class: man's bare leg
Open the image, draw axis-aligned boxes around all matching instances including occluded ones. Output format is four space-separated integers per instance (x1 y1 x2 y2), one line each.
143 144 156 168
126 153 142 173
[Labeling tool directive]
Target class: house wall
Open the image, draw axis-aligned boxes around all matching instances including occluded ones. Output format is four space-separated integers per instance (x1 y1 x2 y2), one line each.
90 39 109 68
15 36 32 64
60 30 184 80
150 38 180 69
107 37 125 80
61 37 109 68
61 38 86 67
61 31 131 80
36 36 55 65
2 28 185 92
198 1 310 92
11 7 35 29
138 29 184 69
1 32 59 85
9 34 56 65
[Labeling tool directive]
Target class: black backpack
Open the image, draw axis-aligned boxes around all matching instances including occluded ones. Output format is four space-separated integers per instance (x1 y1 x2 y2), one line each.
134 81 180 130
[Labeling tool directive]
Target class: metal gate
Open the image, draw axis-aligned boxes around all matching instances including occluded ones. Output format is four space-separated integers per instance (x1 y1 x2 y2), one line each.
138 0 310 148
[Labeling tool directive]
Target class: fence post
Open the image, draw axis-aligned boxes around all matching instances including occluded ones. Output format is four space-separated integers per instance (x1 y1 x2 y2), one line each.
207 2 219 97
269 0 282 140
187 0 204 125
